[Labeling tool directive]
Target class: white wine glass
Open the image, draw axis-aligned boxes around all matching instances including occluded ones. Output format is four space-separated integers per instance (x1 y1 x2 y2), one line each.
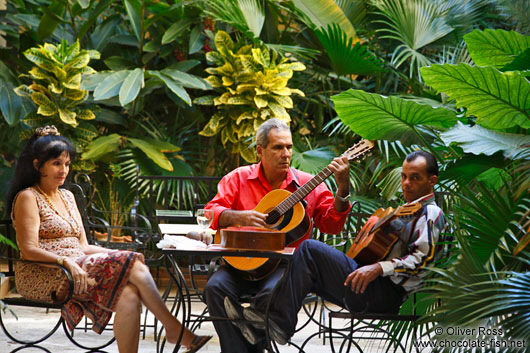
196 209 214 230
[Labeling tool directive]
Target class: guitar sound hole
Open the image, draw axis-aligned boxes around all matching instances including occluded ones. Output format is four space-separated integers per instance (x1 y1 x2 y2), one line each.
266 210 281 225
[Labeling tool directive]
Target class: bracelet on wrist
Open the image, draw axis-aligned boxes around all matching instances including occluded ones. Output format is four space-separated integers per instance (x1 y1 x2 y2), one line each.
57 256 65 266
336 192 350 203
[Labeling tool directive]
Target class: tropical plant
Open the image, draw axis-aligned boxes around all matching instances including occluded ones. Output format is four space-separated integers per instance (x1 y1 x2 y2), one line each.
332 27 530 351
13 40 100 161
371 0 486 79
195 30 306 162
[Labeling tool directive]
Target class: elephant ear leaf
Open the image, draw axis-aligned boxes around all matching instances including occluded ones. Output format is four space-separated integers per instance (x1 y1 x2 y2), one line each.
464 29 530 69
82 134 121 160
128 137 173 172
441 121 530 158
420 63 530 129
331 89 457 145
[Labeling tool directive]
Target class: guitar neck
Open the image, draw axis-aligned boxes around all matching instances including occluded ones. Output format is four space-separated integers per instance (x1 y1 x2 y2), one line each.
274 167 333 216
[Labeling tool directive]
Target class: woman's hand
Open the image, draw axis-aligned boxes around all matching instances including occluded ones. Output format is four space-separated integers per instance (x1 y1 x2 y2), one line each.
63 258 88 295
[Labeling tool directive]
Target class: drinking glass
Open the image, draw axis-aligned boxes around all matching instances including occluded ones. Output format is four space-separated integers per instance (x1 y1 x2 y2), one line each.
196 209 214 230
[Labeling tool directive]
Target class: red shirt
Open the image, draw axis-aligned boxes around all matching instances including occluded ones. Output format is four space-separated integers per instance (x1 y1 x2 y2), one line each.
205 162 351 248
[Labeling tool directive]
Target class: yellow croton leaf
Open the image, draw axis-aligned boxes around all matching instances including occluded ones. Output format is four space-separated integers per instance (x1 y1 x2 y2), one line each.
50 82 63 94
37 104 56 116
290 88 305 96
63 73 82 89
64 88 87 101
268 102 289 120
76 109 95 120
270 87 291 96
206 75 222 87
272 95 293 109
59 108 78 126
253 96 268 108
29 67 51 80
199 114 224 136
236 111 254 124
64 53 90 70
222 76 234 86
31 92 53 107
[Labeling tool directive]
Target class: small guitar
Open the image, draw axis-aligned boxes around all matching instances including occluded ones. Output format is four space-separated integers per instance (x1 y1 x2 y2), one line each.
220 139 374 280
346 202 423 264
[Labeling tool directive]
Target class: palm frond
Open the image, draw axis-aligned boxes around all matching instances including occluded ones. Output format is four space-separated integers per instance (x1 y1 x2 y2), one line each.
314 24 384 76
204 0 264 40
372 0 454 77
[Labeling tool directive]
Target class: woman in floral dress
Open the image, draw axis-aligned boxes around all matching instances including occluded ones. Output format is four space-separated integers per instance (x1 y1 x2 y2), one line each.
6 126 211 353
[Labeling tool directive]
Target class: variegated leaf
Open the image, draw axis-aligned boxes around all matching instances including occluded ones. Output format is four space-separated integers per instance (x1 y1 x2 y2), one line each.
37 104 56 116
63 88 87 101
64 73 82 89
214 31 234 52
76 109 95 120
271 95 293 109
64 53 90 70
31 92 53 107
22 111 48 128
271 87 291 96
278 62 306 71
29 67 53 80
206 75 222 87
199 114 225 136
193 95 216 105
222 76 234 86
14 85 34 97
268 101 289 119
254 96 268 108
59 108 77 125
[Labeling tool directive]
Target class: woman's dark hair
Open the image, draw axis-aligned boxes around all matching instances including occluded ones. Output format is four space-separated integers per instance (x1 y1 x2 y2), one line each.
6 132 75 214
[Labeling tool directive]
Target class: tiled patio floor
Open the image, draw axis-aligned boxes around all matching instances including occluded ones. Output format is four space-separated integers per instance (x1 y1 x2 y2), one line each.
0 297 417 353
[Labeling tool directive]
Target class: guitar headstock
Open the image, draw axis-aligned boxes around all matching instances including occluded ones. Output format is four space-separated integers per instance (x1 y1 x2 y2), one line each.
395 202 423 217
342 139 375 162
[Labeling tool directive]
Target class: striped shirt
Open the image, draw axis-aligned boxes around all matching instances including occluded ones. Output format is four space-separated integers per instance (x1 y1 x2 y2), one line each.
378 193 446 293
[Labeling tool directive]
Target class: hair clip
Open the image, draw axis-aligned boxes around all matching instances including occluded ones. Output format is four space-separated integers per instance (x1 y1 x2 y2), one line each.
35 125 60 137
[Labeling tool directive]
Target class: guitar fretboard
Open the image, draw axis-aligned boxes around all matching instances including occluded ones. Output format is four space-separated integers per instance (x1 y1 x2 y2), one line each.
273 167 333 216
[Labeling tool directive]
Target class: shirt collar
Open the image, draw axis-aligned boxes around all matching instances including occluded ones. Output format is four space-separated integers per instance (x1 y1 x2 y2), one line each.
249 162 299 188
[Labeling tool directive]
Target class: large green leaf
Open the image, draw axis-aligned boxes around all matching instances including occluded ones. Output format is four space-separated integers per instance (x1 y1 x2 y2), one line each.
82 134 121 160
464 29 530 69
95 109 127 126
119 68 144 106
440 153 505 185
0 81 24 125
331 89 458 144
37 0 66 41
161 19 192 45
314 24 383 76
93 70 129 101
292 0 356 39
128 137 173 171
420 63 530 129
160 69 211 90
441 121 530 158
148 71 191 106
502 48 530 72
124 0 142 43
291 146 334 175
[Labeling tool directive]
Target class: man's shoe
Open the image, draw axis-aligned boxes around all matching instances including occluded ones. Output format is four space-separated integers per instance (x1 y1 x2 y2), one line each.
243 306 288 345
224 296 261 345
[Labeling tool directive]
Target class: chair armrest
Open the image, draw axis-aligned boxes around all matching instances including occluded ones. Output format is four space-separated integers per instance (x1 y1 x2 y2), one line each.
0 255 74 304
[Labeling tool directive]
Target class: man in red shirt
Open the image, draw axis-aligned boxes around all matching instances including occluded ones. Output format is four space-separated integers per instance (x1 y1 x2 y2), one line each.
203 118 351 353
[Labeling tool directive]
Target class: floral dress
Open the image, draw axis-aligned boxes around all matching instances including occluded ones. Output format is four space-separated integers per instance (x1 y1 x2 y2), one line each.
12 187 144 334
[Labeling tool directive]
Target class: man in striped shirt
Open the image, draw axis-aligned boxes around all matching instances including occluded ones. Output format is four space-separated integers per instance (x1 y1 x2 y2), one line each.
241 150 447 345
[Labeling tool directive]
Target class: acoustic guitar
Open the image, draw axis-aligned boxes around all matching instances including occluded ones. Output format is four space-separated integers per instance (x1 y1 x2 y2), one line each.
346 202 423 265
219 139 374 280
